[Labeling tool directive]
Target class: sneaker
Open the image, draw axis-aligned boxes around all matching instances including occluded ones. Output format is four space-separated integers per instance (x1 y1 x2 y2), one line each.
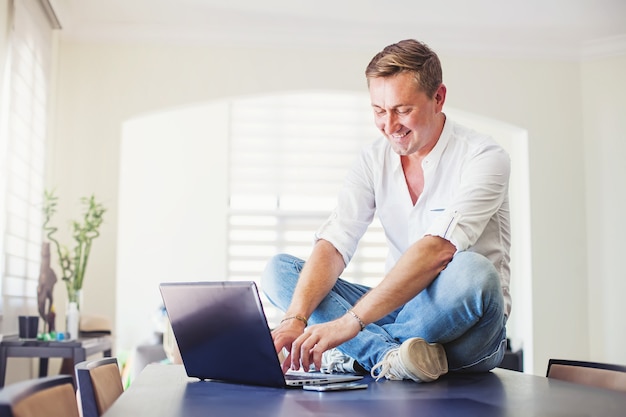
320 348 357 374
371 338 448 382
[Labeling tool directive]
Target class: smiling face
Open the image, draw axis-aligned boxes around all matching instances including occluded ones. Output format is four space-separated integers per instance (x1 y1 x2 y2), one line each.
369 72 447 158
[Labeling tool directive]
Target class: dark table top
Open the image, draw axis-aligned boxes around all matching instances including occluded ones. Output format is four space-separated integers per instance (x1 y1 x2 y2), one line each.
103 364 626 417
0 334 111 348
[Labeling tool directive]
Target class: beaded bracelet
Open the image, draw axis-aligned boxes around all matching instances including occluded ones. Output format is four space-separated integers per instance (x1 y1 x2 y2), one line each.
347 310 366 331
280 315 308 326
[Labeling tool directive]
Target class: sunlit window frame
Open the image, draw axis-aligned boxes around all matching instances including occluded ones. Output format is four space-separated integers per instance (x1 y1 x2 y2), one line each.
227 92 387 327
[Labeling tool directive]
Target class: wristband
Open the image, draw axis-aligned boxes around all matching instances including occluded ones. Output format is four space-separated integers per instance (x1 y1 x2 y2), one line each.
280 315 308 327
347 310 366 331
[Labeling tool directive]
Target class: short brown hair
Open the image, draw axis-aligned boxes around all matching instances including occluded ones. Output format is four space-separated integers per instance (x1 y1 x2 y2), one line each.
365 39 442 98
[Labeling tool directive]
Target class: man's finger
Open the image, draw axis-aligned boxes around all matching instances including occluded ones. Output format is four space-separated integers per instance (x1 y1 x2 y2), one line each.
290 339 302 371
281 351 292 373
299 334 321 372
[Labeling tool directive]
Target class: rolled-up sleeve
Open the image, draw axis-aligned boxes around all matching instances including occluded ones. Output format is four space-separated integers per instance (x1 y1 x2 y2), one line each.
424 143 511 252
315 149 376 266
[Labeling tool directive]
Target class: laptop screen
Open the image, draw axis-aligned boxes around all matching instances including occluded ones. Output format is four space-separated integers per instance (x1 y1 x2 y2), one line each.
159 281 287 387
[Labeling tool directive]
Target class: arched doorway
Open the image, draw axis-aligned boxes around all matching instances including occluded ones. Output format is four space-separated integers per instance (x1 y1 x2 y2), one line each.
116 92 532 373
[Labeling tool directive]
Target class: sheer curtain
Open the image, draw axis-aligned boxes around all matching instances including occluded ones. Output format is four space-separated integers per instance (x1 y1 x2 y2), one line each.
0 0 56 331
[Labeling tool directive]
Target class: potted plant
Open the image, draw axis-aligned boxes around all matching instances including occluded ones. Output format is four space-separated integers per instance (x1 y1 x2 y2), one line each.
42 190 106 309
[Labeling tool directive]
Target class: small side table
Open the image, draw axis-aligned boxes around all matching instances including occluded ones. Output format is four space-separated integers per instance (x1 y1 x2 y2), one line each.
0 334 112 387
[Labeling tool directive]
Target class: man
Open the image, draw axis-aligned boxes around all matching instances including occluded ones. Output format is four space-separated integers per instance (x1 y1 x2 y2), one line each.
261 39 511 383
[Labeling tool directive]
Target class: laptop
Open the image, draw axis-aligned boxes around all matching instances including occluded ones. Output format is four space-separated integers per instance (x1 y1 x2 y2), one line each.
159 281 363 388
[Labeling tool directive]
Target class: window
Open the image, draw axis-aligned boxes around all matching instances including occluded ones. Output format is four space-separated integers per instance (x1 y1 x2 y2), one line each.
228 92 387 326
0 0 56 320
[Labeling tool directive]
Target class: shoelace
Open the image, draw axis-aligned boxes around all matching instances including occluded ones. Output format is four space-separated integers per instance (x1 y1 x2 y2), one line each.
370 349 415 381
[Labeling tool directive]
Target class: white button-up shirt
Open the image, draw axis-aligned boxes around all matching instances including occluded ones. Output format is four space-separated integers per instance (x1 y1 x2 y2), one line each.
316 118 512 316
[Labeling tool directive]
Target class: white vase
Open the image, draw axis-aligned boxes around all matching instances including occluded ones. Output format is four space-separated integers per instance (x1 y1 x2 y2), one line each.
66 301 80 340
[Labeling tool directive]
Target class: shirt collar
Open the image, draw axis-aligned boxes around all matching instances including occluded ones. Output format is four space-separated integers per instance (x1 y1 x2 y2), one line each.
422 114 452 169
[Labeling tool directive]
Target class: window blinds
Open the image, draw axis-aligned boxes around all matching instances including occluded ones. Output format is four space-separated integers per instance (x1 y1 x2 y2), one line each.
228 91 387 326
0 0 54 315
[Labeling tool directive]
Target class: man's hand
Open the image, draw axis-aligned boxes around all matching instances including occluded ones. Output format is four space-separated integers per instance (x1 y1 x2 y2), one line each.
286 314 361 373
271 318 306 371
269 239 347 372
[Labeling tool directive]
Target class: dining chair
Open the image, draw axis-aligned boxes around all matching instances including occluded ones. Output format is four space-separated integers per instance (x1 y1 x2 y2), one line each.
75 357 124 417
546 358 626 392
0 374 79 417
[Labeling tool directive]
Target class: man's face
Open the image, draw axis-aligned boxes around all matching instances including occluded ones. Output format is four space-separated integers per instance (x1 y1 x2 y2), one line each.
369 72 446 157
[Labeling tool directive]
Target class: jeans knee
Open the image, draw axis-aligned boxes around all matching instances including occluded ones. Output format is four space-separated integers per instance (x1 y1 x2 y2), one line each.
261 254 283 287
260 253 303 307
435 251 504 322
450 251 500 293
261 254 287 294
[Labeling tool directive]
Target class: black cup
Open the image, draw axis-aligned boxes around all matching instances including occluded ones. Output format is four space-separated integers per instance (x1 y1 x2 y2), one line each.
18 315 39 338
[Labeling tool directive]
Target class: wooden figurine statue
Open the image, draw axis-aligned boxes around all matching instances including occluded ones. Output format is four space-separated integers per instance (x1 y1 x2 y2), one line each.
37 241 57 333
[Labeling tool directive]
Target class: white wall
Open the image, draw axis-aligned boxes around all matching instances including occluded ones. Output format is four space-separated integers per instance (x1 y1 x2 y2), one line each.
117 103 229 349
581 55 626 364
47 40 625 375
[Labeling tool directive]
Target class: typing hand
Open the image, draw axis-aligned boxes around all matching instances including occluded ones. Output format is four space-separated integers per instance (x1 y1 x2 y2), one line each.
271 318 305 373
288 315 360 373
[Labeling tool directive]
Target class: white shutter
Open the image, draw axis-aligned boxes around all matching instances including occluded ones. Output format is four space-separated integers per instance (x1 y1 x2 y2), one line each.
0 0 55 320
228 91 387 326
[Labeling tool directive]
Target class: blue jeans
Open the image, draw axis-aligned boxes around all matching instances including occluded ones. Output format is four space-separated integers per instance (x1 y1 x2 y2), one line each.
261 251 507 372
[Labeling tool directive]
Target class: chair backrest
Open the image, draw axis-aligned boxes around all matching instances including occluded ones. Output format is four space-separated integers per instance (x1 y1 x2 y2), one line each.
75 357 124 417
546 359 626 393
0 375 79 417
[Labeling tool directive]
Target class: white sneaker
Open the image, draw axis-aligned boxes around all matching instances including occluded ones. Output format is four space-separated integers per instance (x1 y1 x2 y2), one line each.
320 348 357 374
371 338 448 382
